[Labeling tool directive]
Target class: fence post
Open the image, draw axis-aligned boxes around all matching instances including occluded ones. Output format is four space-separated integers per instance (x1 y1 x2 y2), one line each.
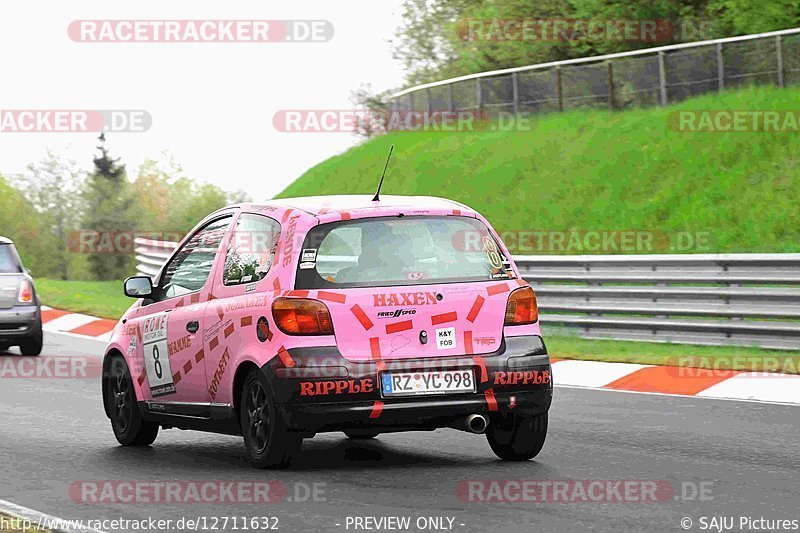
556 67 563 111
607 61 615 110
476 78 483 113
409 92 415 113
388 99 397 132
512 72 519 115
425 88 433 113
716 42 725 91
776 35 785 88
446 84 454 112
658 51 668 105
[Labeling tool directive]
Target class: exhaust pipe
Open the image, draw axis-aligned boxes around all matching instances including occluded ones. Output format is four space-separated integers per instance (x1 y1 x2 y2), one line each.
449 414 488 434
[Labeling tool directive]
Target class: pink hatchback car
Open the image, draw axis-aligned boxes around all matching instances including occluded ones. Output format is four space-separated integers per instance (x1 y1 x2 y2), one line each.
102 196 552 468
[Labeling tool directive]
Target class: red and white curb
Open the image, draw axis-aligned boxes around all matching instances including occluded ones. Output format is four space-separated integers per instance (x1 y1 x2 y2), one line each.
41 307 800 406
551 359 800 406
41 306 117 342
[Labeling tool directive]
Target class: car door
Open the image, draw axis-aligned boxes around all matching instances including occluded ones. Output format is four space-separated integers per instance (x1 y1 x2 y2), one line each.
134 215 233 403
203 212 282 403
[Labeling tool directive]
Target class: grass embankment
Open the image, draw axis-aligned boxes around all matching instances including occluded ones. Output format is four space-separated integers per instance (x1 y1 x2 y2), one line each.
36 279 130 319
547 334 799 374
278 85 800 254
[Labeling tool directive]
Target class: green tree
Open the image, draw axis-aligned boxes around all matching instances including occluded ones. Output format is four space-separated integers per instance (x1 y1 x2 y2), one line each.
131 156 242 239
83 134 137 280
0 175 52 275
707 0 799 34
350 83 392 139
12 151 85 279
393 0 482 85
391 0 799 86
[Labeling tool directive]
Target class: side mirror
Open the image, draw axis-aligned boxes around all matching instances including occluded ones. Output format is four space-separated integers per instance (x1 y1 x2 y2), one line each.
124 276 153 298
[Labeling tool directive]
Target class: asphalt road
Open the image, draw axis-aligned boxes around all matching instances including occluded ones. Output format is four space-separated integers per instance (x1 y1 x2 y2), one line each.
0 332 798 533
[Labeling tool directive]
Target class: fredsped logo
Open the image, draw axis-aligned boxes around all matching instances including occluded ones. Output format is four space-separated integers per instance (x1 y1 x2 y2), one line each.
68 20 334 43
0 110 151 133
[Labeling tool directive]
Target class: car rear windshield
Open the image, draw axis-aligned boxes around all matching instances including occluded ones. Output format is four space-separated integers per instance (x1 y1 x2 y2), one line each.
295 216 514 289
0 244 21 274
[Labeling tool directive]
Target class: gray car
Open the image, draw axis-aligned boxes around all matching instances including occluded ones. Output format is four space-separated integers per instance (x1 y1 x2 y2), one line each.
0 237 43 355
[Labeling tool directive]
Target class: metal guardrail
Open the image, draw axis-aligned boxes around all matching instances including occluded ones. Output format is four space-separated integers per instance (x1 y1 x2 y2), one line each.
135 238 800 350
518 254 800 350
390 27 800 117
135 238 177 278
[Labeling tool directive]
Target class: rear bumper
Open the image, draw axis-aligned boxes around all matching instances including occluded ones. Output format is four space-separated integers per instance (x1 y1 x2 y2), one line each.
262 335 553 434
0 305 40 339
284 389 552 433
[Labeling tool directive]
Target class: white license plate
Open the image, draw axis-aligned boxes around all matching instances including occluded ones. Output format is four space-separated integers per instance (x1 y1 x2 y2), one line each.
380 369 476 397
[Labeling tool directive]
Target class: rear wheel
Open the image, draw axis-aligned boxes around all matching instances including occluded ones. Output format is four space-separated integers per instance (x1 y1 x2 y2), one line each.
344 429 379 440
106 355 159 446
240 369 301 468
486 412 548 461
19 328 43 356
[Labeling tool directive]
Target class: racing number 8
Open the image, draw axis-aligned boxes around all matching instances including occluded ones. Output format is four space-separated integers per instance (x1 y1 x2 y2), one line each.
482 236 502 269
152 345 163 379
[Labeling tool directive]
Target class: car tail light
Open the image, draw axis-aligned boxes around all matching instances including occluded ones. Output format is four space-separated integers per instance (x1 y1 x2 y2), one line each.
504 286 538 326
18 279 33 303
272 298 334 335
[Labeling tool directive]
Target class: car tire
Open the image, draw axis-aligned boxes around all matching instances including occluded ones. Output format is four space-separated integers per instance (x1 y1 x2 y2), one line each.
106 355 159 446
344 429 380 440
240 368 301 469
19 328 43 356
486 411 548 461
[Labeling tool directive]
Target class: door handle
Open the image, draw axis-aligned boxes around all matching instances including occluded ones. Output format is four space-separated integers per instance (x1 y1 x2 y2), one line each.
186 321 199 333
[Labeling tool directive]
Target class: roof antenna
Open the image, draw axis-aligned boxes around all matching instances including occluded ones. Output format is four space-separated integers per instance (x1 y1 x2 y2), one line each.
372 144 394 202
